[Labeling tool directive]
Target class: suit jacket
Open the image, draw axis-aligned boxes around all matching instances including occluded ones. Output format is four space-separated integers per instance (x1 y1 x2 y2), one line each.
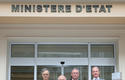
70 78 80 80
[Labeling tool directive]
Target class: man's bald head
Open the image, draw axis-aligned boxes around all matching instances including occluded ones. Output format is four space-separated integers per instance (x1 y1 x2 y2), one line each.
58 75 66 80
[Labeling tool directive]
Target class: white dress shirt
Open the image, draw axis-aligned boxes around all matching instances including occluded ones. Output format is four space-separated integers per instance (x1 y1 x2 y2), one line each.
93 77 100 80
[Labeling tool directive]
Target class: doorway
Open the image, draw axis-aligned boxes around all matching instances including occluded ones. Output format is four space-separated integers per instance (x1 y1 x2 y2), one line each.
10 43 115 80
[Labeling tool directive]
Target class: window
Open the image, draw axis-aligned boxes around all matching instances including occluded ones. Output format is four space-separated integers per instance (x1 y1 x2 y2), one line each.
38 44 88 57
11 44 35 57
91 66 114 80
11 66 34 80
37 66 88 80
91 44 114 58
9 43 116 80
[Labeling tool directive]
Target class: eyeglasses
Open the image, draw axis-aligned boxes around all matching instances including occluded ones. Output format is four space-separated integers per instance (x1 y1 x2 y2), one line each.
42 74 49 75
72 72 79 74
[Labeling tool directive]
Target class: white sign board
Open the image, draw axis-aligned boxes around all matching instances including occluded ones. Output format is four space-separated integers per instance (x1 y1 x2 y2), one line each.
112 72 122 80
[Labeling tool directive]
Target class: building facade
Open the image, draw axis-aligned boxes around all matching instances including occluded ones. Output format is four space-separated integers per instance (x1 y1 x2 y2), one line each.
0 0 125 80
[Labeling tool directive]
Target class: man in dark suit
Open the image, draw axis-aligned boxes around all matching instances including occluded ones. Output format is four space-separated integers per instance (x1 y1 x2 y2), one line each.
92 66 104 80
70 68 80 80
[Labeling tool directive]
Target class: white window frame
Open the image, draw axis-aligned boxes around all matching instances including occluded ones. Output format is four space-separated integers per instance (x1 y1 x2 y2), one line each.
8 42 116 80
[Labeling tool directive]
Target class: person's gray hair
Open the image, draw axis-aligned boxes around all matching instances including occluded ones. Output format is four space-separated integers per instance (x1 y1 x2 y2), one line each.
40 68 50 74
72 68 79 72
92 66 100 70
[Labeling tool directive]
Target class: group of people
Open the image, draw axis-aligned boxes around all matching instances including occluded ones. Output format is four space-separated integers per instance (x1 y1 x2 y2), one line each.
40 66 104 80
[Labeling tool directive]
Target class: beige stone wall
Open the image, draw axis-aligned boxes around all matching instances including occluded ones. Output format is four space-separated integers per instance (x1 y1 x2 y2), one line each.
0 3 125 80
118 35 125 80
0 39 7 80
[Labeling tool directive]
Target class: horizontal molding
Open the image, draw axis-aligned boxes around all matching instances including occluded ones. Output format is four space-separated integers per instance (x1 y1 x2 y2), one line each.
91 58 115 66
7 37 119 43
0 24 125 30
0 0 125 3
0 17 125 24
